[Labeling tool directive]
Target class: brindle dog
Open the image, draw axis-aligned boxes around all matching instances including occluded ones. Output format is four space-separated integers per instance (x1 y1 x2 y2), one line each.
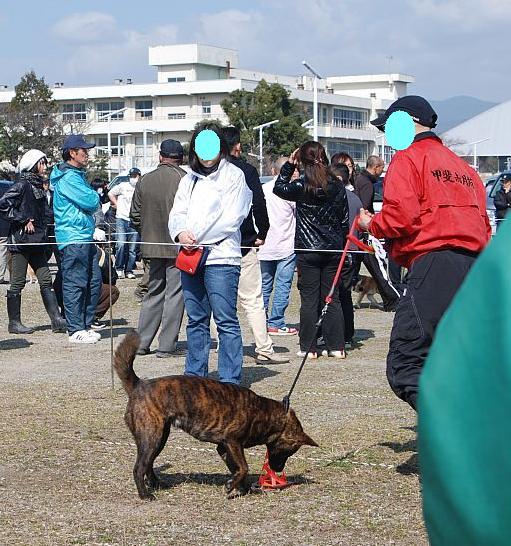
114 331 318 500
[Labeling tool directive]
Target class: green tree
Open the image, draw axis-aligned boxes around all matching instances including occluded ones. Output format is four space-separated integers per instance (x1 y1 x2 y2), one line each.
0 71 64 165
221 80 310 163
86 155 109 182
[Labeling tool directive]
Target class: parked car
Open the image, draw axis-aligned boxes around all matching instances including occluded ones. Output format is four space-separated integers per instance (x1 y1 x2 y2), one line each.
373 176 384 213
487 170 511 234
485 175 498 197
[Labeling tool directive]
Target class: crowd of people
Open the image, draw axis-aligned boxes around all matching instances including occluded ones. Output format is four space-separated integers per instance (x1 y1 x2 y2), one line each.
0 95 493 412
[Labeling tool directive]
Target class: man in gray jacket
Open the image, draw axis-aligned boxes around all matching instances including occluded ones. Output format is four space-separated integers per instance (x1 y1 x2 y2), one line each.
130 139 186 357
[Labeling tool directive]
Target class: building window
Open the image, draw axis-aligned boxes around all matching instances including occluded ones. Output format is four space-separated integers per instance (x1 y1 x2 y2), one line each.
332 108 368 129
135 135 154 160
378 145 394 164
168 113 186 120
322 107 328 125
168 77 186 83
327 141 368 163
96 101 125 121
94 135 123 156
62 103 87 122
202 101 211 117
135 100 153 120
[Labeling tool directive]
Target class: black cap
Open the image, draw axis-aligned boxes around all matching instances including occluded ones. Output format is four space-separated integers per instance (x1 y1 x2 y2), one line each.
160 139 184 158
501 174 511 183
62 134 96 151
129 167 141 176
370 95 438 131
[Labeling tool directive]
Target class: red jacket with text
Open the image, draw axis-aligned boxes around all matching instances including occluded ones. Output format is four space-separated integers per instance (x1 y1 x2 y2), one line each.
369 133 491 268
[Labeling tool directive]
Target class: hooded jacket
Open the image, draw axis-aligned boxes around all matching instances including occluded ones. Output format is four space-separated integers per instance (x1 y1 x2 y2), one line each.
50 162 99 249
273 161 350 251
168 159 252 265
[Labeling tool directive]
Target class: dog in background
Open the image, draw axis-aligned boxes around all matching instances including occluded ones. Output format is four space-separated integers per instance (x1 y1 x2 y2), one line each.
114 331 318 500
353 275 381 309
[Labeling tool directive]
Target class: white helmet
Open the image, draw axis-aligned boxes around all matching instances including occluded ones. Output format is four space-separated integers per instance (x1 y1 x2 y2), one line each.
17 149 47 173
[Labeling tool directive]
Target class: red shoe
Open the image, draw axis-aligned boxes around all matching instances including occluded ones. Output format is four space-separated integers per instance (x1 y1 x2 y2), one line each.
267 326 298 336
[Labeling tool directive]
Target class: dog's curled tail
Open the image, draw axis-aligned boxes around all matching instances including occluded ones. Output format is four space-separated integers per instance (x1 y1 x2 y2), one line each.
114 330 141 395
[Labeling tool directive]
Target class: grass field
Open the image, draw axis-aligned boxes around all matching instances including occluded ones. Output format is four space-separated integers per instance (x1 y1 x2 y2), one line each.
0 276 426 546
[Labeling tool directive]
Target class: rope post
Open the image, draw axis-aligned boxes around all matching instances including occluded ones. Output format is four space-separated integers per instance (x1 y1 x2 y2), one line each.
108 222 114 390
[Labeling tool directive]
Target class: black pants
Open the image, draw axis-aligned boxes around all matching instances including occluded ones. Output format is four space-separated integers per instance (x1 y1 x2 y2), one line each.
387 249 477 410
297 252 345 352
339 254 357 342
362 253 400 310
10 249 52 293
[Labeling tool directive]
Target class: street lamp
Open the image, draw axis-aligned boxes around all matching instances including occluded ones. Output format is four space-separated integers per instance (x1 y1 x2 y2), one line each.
465 138 490 171
97 107 127 180
142 129 157 169
253 119 279 176
301 118 314 129
119 133 131 171
302 60 323 142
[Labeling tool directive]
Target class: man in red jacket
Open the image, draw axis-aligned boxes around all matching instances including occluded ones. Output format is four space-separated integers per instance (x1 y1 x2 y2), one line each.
359 95 491 411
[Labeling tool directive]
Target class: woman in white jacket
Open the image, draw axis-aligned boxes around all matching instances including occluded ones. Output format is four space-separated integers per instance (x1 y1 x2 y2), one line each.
169 125 252 384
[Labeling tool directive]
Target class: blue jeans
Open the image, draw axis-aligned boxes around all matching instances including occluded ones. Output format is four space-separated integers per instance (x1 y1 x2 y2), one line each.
60 243 102 334
259 254 296 329
115 218 139 273
181 264 243 384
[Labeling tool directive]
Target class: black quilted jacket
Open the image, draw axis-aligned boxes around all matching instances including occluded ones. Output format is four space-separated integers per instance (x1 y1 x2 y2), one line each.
273 162 349 251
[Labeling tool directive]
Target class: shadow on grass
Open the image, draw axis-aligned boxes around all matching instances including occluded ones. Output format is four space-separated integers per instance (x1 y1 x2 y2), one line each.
0 338 33 350
152 467 313 491
380 438 419 475
208 365 280 389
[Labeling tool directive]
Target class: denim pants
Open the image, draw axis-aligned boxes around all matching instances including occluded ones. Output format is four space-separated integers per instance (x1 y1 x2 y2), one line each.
259 254 296 329
60 243 102 334
115 218 139 273
181 264 243 385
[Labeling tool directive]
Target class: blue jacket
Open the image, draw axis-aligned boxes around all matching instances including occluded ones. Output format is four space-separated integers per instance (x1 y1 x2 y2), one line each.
50 163 99 249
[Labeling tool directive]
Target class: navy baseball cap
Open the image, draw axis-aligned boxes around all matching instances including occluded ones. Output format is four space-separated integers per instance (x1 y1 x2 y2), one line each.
160 139 183 158
129 167 141 176
371 95 438 131
62 134 96 151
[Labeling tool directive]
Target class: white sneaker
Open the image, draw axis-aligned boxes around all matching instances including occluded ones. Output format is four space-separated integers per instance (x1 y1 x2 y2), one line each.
116 270 125 279
321 349 346 359
69 330 97 344
87 330 101 340
126 272 136 279
296 350 318 359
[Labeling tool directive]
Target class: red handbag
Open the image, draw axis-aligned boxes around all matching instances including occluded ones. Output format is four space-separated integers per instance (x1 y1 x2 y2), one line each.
176 246 211 275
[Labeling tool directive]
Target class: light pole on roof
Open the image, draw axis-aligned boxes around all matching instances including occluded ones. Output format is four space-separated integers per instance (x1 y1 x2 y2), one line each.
302 61 323 142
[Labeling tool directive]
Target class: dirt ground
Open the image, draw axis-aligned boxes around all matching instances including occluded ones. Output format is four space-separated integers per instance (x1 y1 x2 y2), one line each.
0 273 426 546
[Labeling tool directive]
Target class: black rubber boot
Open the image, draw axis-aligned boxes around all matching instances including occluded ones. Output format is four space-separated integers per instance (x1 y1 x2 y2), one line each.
40 287 67 333
6 290 34 334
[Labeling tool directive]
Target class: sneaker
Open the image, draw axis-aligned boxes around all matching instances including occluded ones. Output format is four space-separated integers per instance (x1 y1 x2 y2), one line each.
296 350 318 359
321 349 346 359
87 330 101 341
69 330 97 344
116 270 125 279
345 339 353 350
255 353 290 364
155 348 187 358
90 319 106 330
267 326 298 336
126 272 136 279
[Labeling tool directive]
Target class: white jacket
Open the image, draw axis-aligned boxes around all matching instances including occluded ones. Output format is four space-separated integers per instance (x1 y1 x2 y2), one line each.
168 159 252 265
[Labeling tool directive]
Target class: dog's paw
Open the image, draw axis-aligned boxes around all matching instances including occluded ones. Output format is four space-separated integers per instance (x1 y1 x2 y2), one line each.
226 487 246 499
139 492 156 501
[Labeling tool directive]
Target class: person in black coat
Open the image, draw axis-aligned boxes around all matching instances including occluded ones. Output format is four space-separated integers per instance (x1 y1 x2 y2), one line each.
274 141 350 358
493 174 511 227
354 156 384 213
0 150 66 334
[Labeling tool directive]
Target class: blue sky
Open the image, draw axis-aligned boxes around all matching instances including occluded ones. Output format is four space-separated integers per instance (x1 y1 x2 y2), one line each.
0 0 506 102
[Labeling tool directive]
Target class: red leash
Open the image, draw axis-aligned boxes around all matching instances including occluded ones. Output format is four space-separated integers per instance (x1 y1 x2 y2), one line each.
260 216 374 490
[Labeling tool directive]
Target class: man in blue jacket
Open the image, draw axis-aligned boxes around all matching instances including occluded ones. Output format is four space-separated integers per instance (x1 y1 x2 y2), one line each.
50 134 102 344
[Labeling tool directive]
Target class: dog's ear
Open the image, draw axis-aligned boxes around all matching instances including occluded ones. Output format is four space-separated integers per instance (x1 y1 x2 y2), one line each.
300 432 319 447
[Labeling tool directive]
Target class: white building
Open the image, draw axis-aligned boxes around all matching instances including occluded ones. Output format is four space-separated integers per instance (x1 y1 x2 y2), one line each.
0 43 414 176
442 99 511 172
